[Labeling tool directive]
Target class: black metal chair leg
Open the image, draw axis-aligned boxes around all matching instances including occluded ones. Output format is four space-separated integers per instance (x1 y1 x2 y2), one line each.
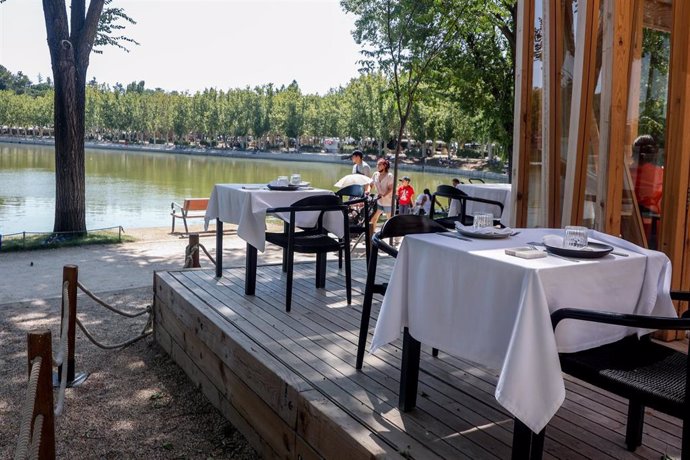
356 250 378 370
215 219 223 278
285 249 294 312
315 253 327 288
512 418 545 460
625 400 645 451
682 418 690 460
399 327 421 412
338 246 343 269
245 242 257 295
345 244 351 305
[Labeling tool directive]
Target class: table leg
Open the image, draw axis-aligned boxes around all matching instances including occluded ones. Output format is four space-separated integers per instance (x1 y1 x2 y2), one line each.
245 242 257 295
512 418 545 460
215 219 223 278
399 327 421 412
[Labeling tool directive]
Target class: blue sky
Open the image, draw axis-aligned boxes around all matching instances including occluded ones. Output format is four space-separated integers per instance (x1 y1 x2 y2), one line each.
0 0 363 95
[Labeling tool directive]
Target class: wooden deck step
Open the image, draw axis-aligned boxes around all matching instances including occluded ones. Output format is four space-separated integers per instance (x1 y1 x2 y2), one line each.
153 259 682 459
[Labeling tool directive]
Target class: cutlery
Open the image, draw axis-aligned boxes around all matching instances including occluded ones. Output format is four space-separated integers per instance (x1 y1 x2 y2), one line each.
528 241 628 257
439 232 473 242
527 244 580 262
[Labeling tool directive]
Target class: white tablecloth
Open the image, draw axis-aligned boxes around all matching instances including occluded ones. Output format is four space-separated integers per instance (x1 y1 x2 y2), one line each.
204 184 344 252
456 183 512 226
370 228 674 434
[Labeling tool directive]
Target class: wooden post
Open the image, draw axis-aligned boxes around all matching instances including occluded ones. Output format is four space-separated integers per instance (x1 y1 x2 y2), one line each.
189 233 200 268
59 265 78 384
27 330 56 459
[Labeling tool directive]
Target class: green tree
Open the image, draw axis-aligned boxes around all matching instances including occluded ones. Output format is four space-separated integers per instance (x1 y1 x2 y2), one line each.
0 0 137 233
341 0 469 209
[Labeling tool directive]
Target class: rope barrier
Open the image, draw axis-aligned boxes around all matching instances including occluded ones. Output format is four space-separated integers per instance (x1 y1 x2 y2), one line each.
29 415 43 460
198 243 216 266
54 282 70 416
75 316 152 350
14 357 42 460
53 282 70 367
183 243 216 268
76 281 149 318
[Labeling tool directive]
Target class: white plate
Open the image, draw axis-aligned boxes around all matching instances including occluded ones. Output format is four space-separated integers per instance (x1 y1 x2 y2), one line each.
457 227 512 239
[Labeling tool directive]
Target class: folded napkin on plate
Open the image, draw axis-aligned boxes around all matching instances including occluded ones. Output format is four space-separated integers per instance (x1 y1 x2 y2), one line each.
455 222 513 236
542 234 564 247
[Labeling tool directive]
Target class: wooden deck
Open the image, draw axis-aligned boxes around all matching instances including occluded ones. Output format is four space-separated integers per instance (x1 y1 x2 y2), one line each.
153 258 683 459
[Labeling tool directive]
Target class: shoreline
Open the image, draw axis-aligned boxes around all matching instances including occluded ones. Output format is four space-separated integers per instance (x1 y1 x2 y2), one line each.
0 135 509 182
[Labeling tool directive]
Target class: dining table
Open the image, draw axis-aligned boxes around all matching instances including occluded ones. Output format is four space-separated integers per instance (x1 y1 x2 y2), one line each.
457 183 513 226
204 184 343 294
369 227 675 456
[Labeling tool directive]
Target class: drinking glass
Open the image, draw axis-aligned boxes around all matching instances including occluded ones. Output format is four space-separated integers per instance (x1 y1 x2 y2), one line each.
473 213 494 229
290 173 301 185
564 226 588 249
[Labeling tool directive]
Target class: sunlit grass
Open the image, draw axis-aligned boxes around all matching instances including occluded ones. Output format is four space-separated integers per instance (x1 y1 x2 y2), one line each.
0 229 134 252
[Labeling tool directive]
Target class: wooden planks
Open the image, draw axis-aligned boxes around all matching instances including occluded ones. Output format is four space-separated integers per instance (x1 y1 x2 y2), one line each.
154 259 683 459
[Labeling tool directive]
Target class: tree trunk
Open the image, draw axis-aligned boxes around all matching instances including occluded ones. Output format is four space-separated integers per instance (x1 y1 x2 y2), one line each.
43 0 105 234
52 42 87 234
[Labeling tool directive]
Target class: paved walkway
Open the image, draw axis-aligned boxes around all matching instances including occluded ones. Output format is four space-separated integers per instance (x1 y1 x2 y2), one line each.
0 225 296 305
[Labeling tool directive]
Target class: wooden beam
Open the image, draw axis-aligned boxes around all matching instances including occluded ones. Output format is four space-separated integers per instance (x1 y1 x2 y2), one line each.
660 0 690 320
543 0 559 228
511 0 535 228
599 0 634 236
563 0 601 226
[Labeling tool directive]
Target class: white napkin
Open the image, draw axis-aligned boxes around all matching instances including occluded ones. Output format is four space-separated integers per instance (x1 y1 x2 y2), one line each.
455 222 513 236
542 234 564 247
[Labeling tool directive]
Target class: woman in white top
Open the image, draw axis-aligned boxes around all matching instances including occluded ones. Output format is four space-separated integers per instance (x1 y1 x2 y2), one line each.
370 158 394 236
414 188 432 216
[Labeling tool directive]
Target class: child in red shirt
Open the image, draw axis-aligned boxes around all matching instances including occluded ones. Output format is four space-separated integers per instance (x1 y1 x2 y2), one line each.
397 176 415 215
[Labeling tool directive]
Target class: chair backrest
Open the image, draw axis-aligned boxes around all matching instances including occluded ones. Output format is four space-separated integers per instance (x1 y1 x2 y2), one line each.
430 185 468 219
431 185 504 224
335 184 365 201
469 178 485 184
291 194 342 208
373 215 447 257
183 198 209 212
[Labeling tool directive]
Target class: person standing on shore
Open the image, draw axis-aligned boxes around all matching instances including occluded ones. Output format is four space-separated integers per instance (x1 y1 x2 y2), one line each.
351 150 371 177
396 176 415 215
370 158 394 236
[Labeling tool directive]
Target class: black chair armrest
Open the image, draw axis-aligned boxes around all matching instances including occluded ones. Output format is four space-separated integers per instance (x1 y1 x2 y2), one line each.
671 290 690 302
372 233 398 258
266 204 347 214
551 308 690 331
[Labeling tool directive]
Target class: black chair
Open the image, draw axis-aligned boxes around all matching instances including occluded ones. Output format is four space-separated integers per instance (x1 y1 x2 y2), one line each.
468 178 485 184
550 291 690 458
430 184 504 228
334 184 372 267
265 195 351 312
355 215 447 370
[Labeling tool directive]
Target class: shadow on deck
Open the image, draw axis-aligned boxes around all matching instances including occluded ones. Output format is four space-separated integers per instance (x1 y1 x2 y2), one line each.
153 259 682 459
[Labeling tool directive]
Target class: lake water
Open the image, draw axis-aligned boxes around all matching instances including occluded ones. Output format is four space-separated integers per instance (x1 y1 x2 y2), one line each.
0 143 457 234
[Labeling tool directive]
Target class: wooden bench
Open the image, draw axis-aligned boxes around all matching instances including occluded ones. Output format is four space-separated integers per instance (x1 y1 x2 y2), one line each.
171 198 209 234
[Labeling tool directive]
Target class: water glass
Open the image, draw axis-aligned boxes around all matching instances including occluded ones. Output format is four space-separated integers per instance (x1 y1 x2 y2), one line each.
564 226 588 249
277 176 289 186
290 173 301 185
473 213 494 229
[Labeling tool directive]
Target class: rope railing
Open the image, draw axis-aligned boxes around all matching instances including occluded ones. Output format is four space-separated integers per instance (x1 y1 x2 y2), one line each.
14 330 55 460
183 233 216 268
14 357 42 460
76 281 150 318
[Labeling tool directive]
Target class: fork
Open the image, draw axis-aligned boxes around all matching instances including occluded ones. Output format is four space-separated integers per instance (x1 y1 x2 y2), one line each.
528 244 580 262
439 232 473 242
